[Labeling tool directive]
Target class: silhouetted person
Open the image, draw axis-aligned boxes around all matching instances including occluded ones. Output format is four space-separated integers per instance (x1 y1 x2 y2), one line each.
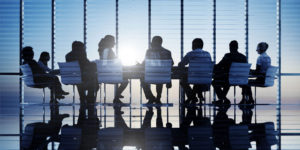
239 104 253 125
141 106 163 128
38 51 60 75
178 38 212 104
77 105 100 150
240 42 271 105
21 46 68 101
212 41 247 106
21 104 69 150
98 35 128 104
212 105 234 150
66 41 99 105
141 36 174 104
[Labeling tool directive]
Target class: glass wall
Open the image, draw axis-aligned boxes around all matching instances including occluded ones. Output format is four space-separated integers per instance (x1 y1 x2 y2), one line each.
0 0 300 149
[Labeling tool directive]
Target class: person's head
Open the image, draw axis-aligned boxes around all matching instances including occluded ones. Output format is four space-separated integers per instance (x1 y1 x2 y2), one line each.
192 38 204 50
39 51 50 62
166 122 172 128
256 42 269 54
22 46 34 61
151 36 163 48
72 41 85 52
229 40 239 53
104 35 115 49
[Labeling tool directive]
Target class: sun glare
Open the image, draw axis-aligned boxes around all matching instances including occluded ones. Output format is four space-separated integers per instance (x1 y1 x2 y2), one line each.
119 46 139 66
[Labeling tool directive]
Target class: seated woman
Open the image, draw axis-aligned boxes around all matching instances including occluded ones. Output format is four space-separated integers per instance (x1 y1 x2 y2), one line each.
38 51 59 75
98 35 128 104
241 42 271 105
22 46 69 101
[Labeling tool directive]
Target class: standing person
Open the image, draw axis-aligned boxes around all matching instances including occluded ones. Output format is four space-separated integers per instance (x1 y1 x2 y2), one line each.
21 46 68 100
98 35 128 104
212 40 247 105
178 38 212 104
66 41 99 105
240 42 271 105
141 36 174 104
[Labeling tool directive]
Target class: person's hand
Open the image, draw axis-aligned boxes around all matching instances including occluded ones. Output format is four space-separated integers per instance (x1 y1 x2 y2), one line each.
166 82 172 88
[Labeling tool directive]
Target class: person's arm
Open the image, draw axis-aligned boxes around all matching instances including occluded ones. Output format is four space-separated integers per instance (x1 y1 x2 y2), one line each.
38 61 52 72
217 53 229 68
178 53 190 68
253 57 263 75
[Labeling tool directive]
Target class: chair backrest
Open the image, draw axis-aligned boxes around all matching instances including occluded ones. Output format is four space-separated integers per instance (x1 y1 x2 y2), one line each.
59 125 82 150
145 59 172 84
229 125 251 150
188 60 214 84
58 61 82 85
229 63 251 85
96 59 123 84
264 122 278 145
97 128 123 150
145 128 172 150
20 64 35 87
188 127 214 150
264 66 278 87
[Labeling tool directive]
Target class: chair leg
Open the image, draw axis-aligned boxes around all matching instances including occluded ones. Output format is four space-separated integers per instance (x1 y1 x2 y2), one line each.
42 88 45 104
167 88 169 123
255 86 257 123
42 88 45 123
73 85 75 104
204 91 206 117
234 86 236 122
104 84 107 128
72 85 75 125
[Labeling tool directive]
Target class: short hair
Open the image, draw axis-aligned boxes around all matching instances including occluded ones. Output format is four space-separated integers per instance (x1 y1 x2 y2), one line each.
22 46 34 60
151 36 163 47
229 40 238 52
72 41 84 51
192 38 204 50
257 42 269 52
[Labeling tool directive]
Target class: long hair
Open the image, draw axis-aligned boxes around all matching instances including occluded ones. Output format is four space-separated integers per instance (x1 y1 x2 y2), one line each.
98 38 106 58
38 51 50 64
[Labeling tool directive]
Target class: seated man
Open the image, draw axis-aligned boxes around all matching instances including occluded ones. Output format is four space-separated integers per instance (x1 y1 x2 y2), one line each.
240 42 271 105
21 46 68 101
141 36 174 104
178 38 212 104
212 40 247 105
66 41 99 105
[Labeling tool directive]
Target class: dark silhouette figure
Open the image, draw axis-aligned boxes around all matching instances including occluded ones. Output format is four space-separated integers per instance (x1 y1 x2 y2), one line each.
212 105 234 150
212 41 247 106
239 103 254 125
21 46 68 100
77 105 100 150
240 42 271 105
178 38 212 105
141 107 163 128
98 35 129 104
21 104 69 150
38 51 60 75
66 41 99 105
141 36 174 104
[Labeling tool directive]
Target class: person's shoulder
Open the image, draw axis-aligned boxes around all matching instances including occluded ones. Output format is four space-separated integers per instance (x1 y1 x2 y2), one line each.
161 47 171 54
224 53 231 57
202 49 211 55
